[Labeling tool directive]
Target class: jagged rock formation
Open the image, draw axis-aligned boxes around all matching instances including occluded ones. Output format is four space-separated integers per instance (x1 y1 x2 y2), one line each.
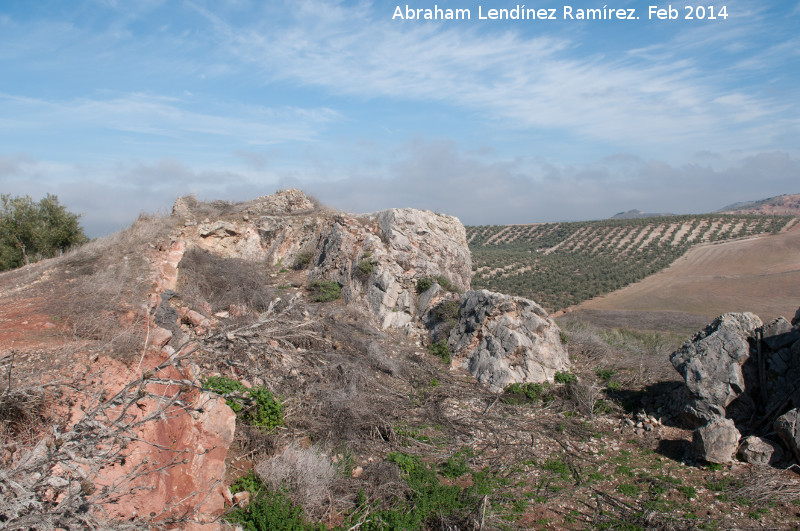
448 290 569 391
670 312 763 428
671 308 800 464
177 193 471 330
169 191 568 391
306 209 471 329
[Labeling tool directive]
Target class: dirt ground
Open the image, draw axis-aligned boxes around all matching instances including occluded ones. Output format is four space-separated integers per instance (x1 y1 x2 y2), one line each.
577 223 800 323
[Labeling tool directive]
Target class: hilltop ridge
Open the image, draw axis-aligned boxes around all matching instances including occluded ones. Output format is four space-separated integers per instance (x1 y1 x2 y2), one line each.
716 193 800 216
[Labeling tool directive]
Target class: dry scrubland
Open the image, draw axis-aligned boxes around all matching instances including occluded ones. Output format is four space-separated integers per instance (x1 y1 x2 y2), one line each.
467 215 798 313
2 195 800 530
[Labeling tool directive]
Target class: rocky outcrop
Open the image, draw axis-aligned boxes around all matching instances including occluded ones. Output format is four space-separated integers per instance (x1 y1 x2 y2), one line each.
670 312 762 427
447 290 569 391
672 307 800 465
175 192 471 330
308 209 471 329
175 191 568 390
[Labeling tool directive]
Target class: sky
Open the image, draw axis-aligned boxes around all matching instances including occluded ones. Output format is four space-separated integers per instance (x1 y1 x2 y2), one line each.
0 0 798 236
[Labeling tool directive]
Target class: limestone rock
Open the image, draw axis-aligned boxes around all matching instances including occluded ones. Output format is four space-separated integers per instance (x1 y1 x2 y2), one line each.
693 417 740 464
195 220 265 261
670 312 762 426
448 290 569 391
774 409 800 462
309 209 471 329
738 435 784 465
762 317 800 351
248 188 317 216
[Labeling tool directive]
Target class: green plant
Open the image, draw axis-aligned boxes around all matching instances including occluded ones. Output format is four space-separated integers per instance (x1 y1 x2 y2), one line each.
595 367 617 381
356 257 376 277
440 447 472 479
428 340 451 364
309 280 341 302
202 375 248 412
541 459 570 480
227 473 325 531
430 300 460 324
606 381 622 391
554 371 577 384
416 277 434 293
504 382 552 404
202 376 284 431
245 386 285 431
617 483 639 497
678 485 697 499
293 251 314 270
434 275 456 292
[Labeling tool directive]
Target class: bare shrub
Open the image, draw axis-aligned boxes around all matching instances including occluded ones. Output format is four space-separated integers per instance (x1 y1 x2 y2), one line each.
177 248 275 312
568 380 605 418
255 444 336 517
0 344 211 529
732 466 800 505
562 322 612 361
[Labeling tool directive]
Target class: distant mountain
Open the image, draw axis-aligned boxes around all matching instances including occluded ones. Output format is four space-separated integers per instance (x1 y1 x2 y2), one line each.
717 193 800 216
610 209 674 220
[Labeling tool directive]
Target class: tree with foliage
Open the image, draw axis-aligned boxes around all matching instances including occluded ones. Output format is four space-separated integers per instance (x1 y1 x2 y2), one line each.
0 193 88 270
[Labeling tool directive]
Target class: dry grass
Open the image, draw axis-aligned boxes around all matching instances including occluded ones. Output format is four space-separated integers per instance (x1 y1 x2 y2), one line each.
255 444 336 517
177 247 276 313
55 213 179 363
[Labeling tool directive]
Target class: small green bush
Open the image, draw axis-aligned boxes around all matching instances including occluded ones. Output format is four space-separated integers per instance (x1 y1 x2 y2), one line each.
504 382 552 404
416 278 434 293
202 375 248 412
617 483 639 497
595 368 617 381
356 257 375 278
202 376 284 431
554 371 577 384
292 251 314 270
428 340 451 364
431 300 460 324
309 280 341 302
440 447 472 478
227 473 324 531
245 386 285 431
435 275 453 292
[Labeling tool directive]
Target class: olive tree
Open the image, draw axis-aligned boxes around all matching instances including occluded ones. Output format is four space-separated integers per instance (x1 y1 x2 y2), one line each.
0 194 88 270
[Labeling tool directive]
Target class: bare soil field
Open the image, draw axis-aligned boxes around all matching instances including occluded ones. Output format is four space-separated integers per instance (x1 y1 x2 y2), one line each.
577 223 800 323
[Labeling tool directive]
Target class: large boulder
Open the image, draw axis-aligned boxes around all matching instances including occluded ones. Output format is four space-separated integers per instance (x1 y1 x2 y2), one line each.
448 290 569 392
670 312 762 426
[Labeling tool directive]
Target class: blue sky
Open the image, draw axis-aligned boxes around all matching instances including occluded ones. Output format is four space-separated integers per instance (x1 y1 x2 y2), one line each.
1 0 798 235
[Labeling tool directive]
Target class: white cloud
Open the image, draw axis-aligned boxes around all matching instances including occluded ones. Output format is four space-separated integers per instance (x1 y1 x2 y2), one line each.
188 0 797 154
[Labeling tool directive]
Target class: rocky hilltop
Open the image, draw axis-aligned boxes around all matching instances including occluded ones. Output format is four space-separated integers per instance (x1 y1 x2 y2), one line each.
0 190 569 529
4 190 800 530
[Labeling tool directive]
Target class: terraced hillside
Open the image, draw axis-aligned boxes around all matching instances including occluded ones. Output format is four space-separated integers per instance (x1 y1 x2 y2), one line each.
467 215 798 312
